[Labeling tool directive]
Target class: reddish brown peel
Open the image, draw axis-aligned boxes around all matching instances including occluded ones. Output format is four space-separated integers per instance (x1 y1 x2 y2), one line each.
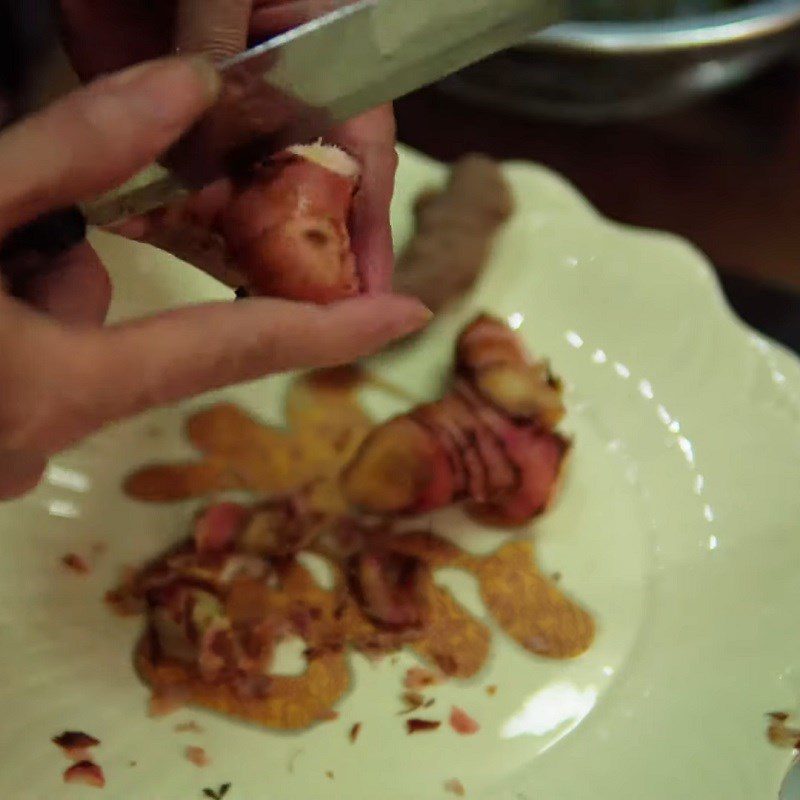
404 666 443 690
342 315 569 525
470 429 570 527
399 691 427 714
193 502 250 554
444 778 467 797
185 745 211 767
115 349 593 732
52 731 100 761
449 706 480 735
61 553 90 574
137 635 351 731
221 144 361 303
406 718 440 734
411 585 490 678
766 712 800 749
239 496 324 557
347 548 432 629
63 761 105 789
174 720 204 733
118 518 591 730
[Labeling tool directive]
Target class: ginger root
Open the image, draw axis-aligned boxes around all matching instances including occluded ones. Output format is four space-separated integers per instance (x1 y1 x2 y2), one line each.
130 143 361 305
222 143 361 303
394 155 513 312
342 315 570 525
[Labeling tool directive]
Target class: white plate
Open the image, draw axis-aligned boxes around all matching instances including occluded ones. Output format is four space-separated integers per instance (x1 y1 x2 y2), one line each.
1 146 799 800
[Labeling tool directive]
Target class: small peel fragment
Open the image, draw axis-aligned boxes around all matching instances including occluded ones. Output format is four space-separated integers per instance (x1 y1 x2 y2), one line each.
445 778 466 796
406 718 440 734
174 721 204 734
63 761 105 788
185 745 211 767
449 706 480 735
404 666 443 690
61 553 90 574
52 731 100 761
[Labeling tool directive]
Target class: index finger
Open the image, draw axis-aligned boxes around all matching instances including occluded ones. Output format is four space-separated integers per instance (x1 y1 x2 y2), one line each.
0 293 430 455
0 57 220 238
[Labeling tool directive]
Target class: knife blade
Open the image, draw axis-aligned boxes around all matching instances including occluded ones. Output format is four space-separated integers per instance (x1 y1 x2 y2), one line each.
3 0 690 273
85 0 565 224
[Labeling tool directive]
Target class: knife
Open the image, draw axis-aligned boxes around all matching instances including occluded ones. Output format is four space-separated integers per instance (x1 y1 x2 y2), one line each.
0 0 677 278
1 0 565 279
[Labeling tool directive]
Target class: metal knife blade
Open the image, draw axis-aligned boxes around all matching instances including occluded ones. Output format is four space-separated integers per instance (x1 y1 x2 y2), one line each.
84 0 564 225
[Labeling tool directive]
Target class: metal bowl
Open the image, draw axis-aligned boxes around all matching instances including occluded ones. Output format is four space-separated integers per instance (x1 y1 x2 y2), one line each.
440 1 800 121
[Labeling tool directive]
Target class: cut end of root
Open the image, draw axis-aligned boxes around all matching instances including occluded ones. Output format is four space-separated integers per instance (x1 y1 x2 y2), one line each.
286 143 360 180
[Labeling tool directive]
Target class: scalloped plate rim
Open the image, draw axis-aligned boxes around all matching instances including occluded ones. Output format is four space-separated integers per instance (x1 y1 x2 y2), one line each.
0 145 797 800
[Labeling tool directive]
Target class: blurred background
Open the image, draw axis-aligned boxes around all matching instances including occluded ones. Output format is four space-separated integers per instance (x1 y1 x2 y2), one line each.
2 0 799 352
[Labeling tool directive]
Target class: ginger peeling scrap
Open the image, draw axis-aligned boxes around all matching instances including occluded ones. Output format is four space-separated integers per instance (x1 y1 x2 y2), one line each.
394 155 513 312
115 316 593 730
343 315 570 525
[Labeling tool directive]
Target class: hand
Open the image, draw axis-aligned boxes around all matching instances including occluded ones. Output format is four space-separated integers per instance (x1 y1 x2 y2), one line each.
0 57 428 500
59 0 398 291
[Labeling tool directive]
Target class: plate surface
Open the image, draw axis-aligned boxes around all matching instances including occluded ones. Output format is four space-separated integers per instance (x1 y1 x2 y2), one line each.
1 147 799 800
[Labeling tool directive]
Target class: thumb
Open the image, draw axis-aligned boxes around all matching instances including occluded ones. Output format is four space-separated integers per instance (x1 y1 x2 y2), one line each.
0 56 220 238
64 293 431 445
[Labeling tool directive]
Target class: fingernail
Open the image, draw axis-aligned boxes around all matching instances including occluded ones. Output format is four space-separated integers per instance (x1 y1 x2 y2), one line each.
400 295 434 321
415 304 434 324
387 297 434 336
105 56 220 115
187 55 222 103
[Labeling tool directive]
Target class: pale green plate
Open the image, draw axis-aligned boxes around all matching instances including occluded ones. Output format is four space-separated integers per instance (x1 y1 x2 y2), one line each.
1 147 799 800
